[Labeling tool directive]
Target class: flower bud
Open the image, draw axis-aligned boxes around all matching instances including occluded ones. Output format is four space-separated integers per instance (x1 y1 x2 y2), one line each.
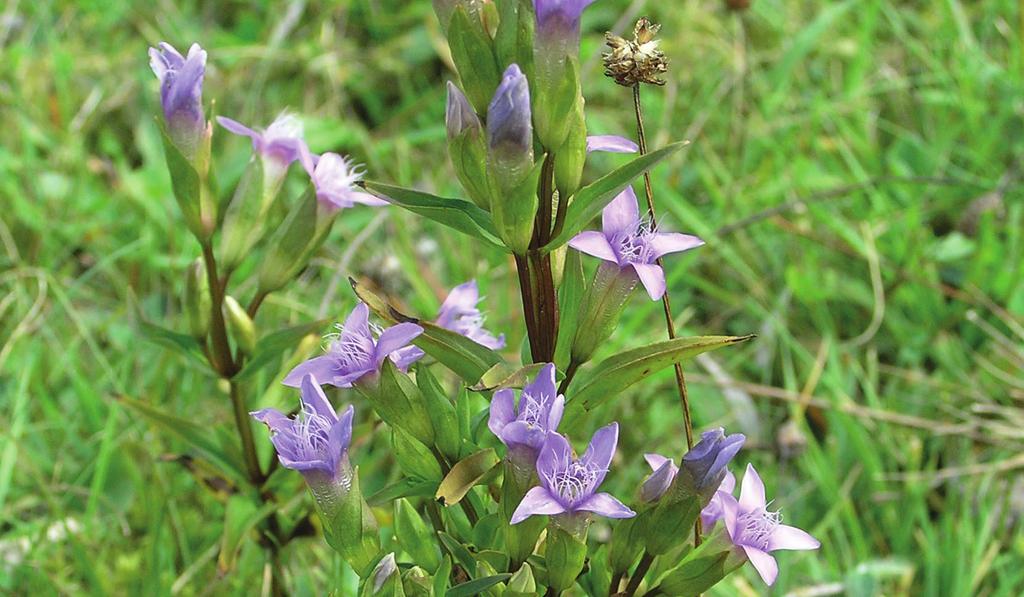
487 64 534 183
640 453 679 503
445 82 492 208
533 0 594 74
149 43 208 163
394 499 441 572
643 430 745 556
183 258 210 339
402 566 432 597
553 101 587 197
506 562 537 596
223 295 256 356
364 553 405 597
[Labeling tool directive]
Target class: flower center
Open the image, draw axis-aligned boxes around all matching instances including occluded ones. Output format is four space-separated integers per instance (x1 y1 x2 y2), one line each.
292 402 333 463
548 460 600 506
518 391 550 427
611 223 655 265
327 325 373 368
736 506 782 550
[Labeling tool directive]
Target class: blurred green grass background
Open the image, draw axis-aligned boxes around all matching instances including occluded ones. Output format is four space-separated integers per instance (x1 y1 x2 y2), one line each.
2 0 1023 594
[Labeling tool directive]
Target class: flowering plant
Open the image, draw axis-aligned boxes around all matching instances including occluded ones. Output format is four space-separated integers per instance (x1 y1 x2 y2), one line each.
140 5 818 594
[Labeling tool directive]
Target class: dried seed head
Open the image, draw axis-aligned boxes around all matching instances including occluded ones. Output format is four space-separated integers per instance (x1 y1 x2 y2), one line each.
602 17 669 87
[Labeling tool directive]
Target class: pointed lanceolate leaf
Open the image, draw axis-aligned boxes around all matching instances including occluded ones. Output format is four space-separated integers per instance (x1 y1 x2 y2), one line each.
351 279 505 384
553 249 585 370
438 532 478 573
471 362 552 392
367 477 438 506
139 320 210 371
564 335 755 426
448 7 502 115
362 181 506 249
436 448 500 506
544 142 689 251
446 575 513 597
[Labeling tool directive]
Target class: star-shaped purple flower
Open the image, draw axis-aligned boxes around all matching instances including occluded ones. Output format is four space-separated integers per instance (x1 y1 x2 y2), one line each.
397 280 506 365
149 42 207 159
283 303 423 389
250 373 354 484
720 464 820 586
488 363 564 461
216 113 307 171
298 148 388 211
568 186 704 300
510 423 635 523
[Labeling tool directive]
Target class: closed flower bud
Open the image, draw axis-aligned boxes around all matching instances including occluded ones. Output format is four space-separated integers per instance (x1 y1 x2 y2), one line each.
506 562 537 595
402 566 432 597
223 295 256 356
487 64 534 183
183 258 210 339
445 82 491 208
149 42 208 162
364 553 404 597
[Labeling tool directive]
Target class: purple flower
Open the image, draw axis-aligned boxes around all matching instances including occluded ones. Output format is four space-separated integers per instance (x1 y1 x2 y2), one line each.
720 464 820 586
700 469 736 528
682 428 745 492
487 64 533 176
488 363 564 462
640 453 679 503
398 280 506 364
510 424 635 523
149 42 208 159
586 135 638 154
217 113 306 172
299 148 388 211
250 373 354 484
283 303 423 388
446 82 482 139
568 186 704 300
534 0 597 50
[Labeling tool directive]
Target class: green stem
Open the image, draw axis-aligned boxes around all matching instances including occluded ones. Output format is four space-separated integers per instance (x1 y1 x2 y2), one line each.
230 381 264 484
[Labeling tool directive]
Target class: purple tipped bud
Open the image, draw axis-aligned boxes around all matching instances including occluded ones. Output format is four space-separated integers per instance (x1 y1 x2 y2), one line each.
487 64 533 178
446 81 482 139
681 428 745 493
149 42 207 160
534 0 596 42
371 553 400 593
640 453 679 503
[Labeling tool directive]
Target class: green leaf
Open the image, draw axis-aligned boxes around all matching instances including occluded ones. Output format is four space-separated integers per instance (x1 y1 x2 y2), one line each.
433 556 453 596
138 320 209 370
543 142 688 251
351 279 505 384
470 362 551 392
361 181 505 249
233 319 330 382
366 477 438 506
447 7 501 115
117 395 246 485
438 532 478 574
218 494 278 574
447 574 513 597
564 335 755 424
436 449 500 506
553 249 585 370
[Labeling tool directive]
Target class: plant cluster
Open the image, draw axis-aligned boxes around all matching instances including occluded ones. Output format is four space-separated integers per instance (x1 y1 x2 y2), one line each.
147 1 818 594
